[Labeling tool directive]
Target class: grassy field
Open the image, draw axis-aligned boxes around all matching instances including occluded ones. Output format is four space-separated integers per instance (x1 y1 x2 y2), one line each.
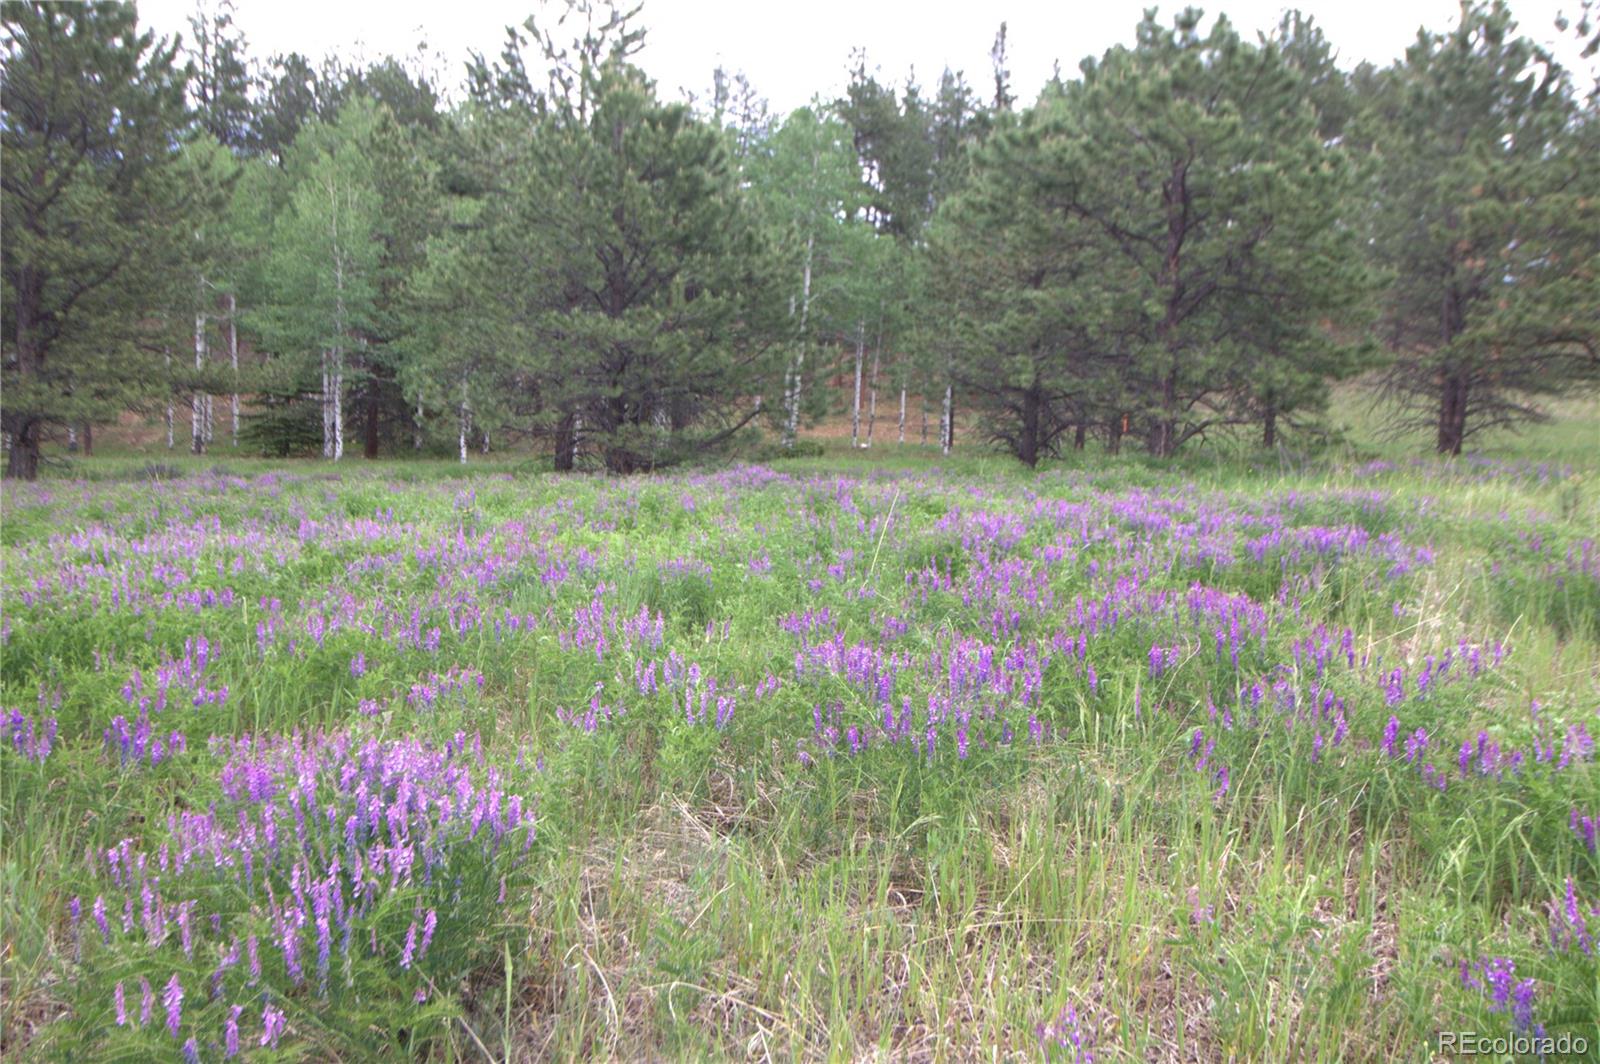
2 400 1597 1062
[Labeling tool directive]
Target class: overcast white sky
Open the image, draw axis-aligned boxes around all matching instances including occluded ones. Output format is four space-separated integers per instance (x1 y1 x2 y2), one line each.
135 0 1597 112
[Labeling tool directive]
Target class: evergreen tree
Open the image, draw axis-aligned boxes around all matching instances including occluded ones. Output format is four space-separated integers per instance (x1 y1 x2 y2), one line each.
2 1 193 479
1363 1 1599 453
512 61 780 473
1034 11 1364 457
186 0 257 153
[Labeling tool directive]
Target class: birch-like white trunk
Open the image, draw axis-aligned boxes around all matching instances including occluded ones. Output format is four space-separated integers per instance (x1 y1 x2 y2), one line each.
414 400 423 450
458 378 469 465
227 294 239 446
327 174 347 462
331 348 343 461
165 347 174 449
193 307 207 455
782 230 815 449
865 325 881 448
320 350 332 459
851 321 865 448
941 382 953 456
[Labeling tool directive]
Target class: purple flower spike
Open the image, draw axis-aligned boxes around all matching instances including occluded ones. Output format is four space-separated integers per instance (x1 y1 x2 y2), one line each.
163 972 184 1037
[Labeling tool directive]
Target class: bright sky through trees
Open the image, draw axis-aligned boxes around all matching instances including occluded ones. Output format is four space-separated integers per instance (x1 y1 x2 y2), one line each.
136 0 1596 110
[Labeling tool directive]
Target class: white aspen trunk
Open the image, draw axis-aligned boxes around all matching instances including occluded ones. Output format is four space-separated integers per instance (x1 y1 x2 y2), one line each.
66 426 77 452
192 308 206 455
165 348 174 449
414 400 423 450
481 429 490 455
899 387 906 444
783 231 815 449
921 393 929 445
865 323 882 448
228 294 239 446
321 350 332 458
851 320 865 448
328 174 346 462
571 412 583 468
331 348 343 461
941 382 953 456
458 378 469 465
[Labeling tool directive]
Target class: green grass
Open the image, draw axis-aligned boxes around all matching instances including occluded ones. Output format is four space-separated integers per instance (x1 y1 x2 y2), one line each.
2 404 1598 1062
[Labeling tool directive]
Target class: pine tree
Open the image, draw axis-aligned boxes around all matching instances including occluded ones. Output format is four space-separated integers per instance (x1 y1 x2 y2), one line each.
2 1 194 479
1363 1 1599 453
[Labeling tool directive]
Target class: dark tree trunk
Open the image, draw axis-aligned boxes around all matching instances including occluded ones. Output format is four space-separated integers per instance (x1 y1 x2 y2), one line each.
5 268 44 480
1018 386 1041 467
1148 370 1179 458
1108 414 1125 456
1073 422 1086 450
553 412 576 472
364 389 380 460
1437 375 1467 455
6 420 41 480
82 422 93 457
1263 406 1277 448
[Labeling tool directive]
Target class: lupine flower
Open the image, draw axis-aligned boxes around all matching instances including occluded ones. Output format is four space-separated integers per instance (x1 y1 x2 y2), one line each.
113 981 127 1026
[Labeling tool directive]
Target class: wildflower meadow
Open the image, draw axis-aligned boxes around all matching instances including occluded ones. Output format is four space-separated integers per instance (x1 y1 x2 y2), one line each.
2 445 1597 1061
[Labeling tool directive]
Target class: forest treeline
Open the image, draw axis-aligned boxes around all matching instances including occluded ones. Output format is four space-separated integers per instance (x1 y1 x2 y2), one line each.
3 0 1598 478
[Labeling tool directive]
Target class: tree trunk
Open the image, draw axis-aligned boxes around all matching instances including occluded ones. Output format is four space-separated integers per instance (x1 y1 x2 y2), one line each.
67 426 78 453
554 411 576 472
321 350 332 458
5 421 40 480
865 324 882 447
364 386 380 459
934 382 947 451
851 320 865 448
458 379 469 465
921 394 928 444
1018 385 1041 467
782 231 814 449
1148 369 1179 458
1263 405 1278 449
414 400 424 450
165 346 175 450
332 349 344 461
1073 422 1086 450
228 293 239 447
193 299 207 455
1437 375 1467 455
898 387 906 444
3 268 44 479
82 422 93 457
1108 413 1125 455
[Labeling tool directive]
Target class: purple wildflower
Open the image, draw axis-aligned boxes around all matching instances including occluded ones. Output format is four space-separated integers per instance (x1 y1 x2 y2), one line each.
163 972 184 1038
